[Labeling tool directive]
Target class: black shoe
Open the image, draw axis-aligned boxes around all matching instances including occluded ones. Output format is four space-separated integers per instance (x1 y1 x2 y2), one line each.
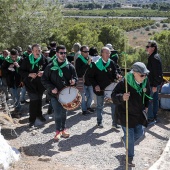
112 124 121 129
128 158 135 167
148 118 156 126
29 122 35 128
37 116 46 122
87 108 95 113
47 108 53 115
82 111 90 116
97 122 103 128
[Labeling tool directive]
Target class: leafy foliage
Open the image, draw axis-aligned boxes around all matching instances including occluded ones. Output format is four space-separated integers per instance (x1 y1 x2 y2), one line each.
0 0 62 50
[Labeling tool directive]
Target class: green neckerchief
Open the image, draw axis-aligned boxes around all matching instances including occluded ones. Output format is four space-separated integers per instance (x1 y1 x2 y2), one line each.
29 54 42 70
95 58 110 72
5 56 21 73
5 56 21 63
51 54 57 61
125 72 152 104
23 51 29 58
111 53 118 58
78 55 92 68
0 55 5 60
51 58 68 77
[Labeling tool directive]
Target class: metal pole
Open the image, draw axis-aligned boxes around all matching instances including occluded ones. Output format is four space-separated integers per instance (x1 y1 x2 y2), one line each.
124 37 129 170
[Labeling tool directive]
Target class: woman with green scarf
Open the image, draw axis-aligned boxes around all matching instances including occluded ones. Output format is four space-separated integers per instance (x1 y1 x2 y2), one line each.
111 62 151 167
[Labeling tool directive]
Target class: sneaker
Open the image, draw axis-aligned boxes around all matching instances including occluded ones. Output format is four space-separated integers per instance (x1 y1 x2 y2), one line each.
54 131 61 141
97 122 103 128
128 159 135 167
61 129 70 138
29 122 35 128
37 115 46 122
87 108 95 113
148 118 156 126
121 137 125 148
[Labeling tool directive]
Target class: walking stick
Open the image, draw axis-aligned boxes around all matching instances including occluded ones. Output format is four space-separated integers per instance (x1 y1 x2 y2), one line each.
124 38 129 170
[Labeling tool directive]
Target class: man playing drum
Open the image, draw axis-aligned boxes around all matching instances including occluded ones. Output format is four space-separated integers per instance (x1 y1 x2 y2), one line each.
88 46 121 128
41 45 78 141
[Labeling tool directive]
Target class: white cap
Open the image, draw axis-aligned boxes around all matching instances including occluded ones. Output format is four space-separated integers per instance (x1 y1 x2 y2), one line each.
106 44 114 51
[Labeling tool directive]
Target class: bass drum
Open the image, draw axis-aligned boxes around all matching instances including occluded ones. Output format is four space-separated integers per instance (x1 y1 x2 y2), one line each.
104 82 117 103
58 86 82 110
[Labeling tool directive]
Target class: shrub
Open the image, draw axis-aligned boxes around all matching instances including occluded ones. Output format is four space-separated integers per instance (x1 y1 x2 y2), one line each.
148 32 152 35
133 35 137 39
151 25 157 29
162 23 168 28
145 26 150 31
155 22 160 27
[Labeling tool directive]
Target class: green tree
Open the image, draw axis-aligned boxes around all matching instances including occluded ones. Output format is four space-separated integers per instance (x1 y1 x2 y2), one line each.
98 25 126 52
66 23 99 51
0 0 62 50
153 30 170 71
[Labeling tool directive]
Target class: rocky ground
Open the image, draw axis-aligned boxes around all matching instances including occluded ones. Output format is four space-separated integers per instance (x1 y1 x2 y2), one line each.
1 96 170 170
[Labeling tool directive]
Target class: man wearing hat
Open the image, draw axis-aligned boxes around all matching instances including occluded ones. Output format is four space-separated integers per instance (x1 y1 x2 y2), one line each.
111 62 151 167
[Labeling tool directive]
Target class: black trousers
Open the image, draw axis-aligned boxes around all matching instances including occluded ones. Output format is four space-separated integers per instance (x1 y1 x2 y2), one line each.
28 92 43 123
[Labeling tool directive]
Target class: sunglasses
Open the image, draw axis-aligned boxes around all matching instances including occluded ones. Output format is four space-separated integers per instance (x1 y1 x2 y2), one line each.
139 74 147 77
82 51 89 53
58 52 67 55
146 46 151 48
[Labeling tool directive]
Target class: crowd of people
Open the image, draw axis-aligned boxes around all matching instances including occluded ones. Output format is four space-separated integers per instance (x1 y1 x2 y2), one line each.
0 40 163 167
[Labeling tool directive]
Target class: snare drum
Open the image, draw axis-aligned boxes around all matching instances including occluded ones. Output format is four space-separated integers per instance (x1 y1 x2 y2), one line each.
104 82 117 102
58 86 82 110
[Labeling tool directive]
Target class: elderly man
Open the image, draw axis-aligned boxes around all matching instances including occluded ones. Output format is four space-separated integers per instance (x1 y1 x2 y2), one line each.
88 46 120 128
146 40 163 124
19 44 48 128
111 62 150 167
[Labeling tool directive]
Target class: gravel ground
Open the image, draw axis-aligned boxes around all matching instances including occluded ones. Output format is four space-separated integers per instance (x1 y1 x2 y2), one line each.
1 98 170 170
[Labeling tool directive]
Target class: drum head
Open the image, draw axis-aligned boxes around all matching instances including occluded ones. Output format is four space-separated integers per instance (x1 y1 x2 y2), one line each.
58 87 78 104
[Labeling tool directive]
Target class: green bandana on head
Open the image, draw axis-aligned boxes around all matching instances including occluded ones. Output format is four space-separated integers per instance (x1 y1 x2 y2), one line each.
78 55 92 68
95 58 110 72
125 72 152 104
51 58 68 77
29 54 42 70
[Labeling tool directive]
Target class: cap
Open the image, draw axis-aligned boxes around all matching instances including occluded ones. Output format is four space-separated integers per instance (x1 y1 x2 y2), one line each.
16 46 22 52
132 62 150 74
42 46 50 53
106 44 114 51
27 45 32 51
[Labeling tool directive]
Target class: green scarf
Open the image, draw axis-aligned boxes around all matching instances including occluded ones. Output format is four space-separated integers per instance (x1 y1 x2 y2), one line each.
0 55 5 60
78 55 92 68
95 58 110 72
29 54 42 70
51 58 68 77
5 56 21 63
125 72 152 104
111 53 118 58
51 54 57 61
23 51 29 58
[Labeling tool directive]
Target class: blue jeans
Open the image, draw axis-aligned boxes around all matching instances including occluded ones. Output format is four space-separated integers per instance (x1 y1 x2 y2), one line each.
147 85 160 119
9 87 21 111
20 86 26 102
51 97 67 131
96 95 116 124
122 124 144 158
81 85 93 111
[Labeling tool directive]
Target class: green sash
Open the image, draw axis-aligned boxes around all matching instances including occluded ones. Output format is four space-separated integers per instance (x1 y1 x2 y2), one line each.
95 58 110 72
78 55 92 68
125 72 152 104
29 54 42 70
51 58 69 77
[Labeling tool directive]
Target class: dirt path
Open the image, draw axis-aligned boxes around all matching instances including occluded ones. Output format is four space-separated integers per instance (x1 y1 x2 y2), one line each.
1 99 170 170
